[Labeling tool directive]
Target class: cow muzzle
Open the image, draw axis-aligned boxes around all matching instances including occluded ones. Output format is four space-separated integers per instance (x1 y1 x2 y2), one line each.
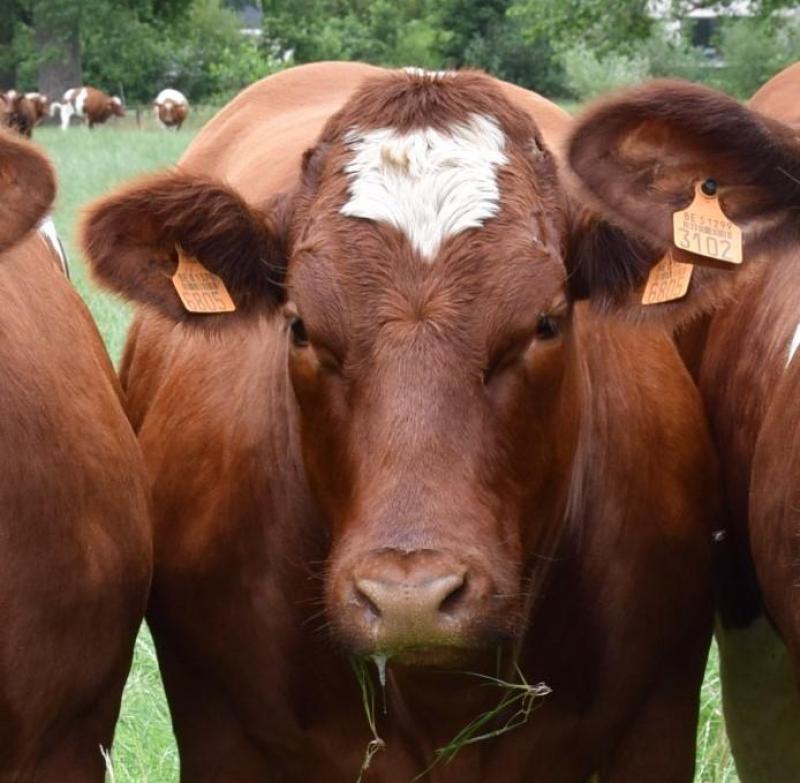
331 548 495 664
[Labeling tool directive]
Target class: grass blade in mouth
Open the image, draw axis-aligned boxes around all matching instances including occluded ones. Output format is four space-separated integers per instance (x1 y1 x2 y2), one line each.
351 657 387 783
416 665 551 778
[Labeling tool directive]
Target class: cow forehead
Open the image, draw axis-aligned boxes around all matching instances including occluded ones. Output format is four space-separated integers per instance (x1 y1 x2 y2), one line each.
339 113 509 261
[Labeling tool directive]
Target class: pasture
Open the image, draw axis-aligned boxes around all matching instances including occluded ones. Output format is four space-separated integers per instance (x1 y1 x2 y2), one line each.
34 118 738 783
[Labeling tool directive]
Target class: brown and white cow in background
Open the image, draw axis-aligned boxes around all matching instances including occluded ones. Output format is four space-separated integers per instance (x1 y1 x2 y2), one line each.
25 91 49 125
0 127 152 780
55 86 124 130
81 62 800 781
153 88 189 130
1 89 36 137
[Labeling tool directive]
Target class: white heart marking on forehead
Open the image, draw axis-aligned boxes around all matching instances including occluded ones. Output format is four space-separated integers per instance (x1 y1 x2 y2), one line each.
340 113 509 261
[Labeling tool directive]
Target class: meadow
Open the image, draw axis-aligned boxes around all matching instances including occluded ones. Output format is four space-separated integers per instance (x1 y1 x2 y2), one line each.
33 114 738 782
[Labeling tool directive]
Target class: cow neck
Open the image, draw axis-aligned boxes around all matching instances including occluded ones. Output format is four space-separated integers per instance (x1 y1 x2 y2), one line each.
695 253 800 527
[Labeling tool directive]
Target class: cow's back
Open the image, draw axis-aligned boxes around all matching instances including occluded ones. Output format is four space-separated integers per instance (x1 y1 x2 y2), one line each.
750 61 800 130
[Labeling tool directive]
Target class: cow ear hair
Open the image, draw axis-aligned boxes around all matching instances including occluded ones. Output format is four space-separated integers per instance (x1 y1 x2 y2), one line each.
81 170 287 324
0 128 56 252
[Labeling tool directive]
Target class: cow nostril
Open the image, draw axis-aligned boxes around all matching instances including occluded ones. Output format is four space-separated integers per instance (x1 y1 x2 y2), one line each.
438 574 468 615
353 582 383 619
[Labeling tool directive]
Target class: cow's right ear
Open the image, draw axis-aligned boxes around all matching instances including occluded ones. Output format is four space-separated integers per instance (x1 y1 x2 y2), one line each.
0 128 56 252
564 80 800 324
81 171 287 323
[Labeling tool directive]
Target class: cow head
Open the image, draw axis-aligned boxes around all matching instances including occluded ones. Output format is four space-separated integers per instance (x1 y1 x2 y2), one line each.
0 127 55 252
110 96 125 118
81 71 800 666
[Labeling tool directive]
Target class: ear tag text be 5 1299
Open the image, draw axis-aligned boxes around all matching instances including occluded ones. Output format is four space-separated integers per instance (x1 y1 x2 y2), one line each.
672 180 742 264
172 246 236 314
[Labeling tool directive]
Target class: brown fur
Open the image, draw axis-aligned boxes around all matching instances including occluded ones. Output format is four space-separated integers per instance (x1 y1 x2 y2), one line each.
0 138 152 780
0 127 55 251
82 63 720 781
25 92 49 125
683 64 800 779
1 91 36 138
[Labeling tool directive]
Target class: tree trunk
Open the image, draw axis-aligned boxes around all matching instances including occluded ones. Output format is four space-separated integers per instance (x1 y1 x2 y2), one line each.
0 13 16 90
34 0 82 102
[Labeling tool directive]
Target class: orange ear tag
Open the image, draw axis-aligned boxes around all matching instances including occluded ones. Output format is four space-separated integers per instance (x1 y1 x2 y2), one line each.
642 251 694 305
672 181 742 264
172 247 236 314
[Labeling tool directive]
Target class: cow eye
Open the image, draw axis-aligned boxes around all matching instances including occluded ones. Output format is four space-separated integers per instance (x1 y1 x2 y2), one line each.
289 317 309 347
535 314 559 340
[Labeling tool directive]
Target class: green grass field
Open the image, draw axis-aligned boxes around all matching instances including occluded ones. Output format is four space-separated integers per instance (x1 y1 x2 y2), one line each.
32 119 739 782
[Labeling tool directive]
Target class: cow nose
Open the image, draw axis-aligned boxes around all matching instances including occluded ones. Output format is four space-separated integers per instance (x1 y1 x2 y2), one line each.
344 551 488 652
354 571 467 623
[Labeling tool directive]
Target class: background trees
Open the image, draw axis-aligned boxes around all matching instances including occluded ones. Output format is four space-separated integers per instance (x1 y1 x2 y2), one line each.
2 0 798 104
4 0 275 103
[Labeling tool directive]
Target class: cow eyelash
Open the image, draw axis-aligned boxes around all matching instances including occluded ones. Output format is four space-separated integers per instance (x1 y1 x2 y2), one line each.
535 314 560 340
289 317 309 347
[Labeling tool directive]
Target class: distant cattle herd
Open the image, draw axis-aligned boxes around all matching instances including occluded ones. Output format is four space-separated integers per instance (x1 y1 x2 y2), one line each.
0 84 190 135
2 60 800 783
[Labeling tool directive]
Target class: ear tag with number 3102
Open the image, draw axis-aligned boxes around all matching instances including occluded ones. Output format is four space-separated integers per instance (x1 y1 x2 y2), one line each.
672 181 742 264
172 246 236 314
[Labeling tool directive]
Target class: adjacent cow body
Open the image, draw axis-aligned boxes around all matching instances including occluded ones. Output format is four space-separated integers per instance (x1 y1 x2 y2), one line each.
58 87 124 130
82 62 800 781
153 88 189 130
0 129 151 780
686 62 800 781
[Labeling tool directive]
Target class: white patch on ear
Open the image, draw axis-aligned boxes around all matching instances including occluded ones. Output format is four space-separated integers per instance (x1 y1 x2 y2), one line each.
111 96 122 106
341 113 509 261
402 67 456 81
787 322 800 367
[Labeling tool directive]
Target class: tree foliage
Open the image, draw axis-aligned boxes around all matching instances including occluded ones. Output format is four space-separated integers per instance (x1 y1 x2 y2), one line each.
2 0 799 104
4 0 277 103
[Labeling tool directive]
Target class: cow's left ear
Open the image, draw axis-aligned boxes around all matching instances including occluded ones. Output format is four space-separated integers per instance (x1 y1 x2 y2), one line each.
565 80 800 321
81 171 287 323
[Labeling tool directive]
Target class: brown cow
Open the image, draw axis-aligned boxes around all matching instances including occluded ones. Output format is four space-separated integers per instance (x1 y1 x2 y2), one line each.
1 89 36 137
665 62 800 781
58 86 124 130
25 91 49 125
80 62 798 781
153 88 189 130
0 128 152 780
